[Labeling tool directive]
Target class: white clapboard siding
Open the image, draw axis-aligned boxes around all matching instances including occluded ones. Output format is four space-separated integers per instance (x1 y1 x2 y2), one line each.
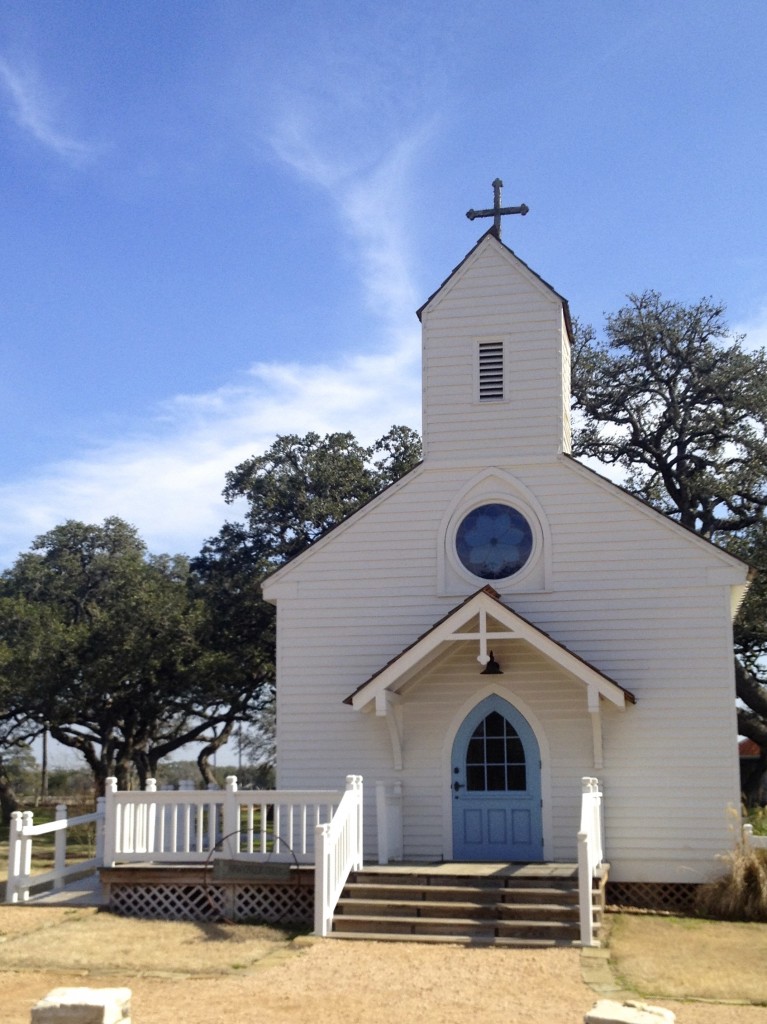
421 242 570 463
264 232 748 883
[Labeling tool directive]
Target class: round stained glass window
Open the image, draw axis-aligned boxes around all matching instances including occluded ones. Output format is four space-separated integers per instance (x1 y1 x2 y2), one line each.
455 503 533 580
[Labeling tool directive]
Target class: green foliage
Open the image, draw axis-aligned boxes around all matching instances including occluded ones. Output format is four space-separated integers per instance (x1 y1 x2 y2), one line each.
0 517 275 794
746 806 767 836
221 426 421 566
1 747 36 793
0 429 420 796
572 291 767 539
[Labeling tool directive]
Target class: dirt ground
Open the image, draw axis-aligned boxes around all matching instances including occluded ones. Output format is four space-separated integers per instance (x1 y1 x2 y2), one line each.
1 907 766 1024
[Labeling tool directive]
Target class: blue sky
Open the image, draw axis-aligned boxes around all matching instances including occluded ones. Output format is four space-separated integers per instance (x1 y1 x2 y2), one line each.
1 1 766 570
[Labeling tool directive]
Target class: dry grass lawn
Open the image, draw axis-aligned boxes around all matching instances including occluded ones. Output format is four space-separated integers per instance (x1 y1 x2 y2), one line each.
1 907 767 1024
608 913 767 1004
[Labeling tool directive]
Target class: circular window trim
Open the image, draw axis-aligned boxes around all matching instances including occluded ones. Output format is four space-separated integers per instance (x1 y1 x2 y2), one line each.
447 498 542 588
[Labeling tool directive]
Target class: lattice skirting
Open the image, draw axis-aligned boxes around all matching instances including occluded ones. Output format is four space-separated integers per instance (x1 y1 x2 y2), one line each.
606 880 699 914
109 882 314 925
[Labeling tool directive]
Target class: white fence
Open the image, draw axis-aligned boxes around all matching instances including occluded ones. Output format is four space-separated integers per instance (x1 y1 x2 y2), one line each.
6 775 365 936
6 802 104 904
577 776 604 948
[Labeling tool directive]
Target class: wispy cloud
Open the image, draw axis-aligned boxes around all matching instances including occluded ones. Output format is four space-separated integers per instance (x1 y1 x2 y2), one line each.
0 44 429 568
269 115 432 332
0 56 99 166
0 345 421 568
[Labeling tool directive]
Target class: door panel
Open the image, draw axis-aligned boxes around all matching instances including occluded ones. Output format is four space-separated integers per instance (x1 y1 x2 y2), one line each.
452 695 543 861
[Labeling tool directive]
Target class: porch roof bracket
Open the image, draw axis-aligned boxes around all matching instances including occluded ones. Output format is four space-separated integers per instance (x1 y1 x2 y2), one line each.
587 685 604 770
376 690 403 771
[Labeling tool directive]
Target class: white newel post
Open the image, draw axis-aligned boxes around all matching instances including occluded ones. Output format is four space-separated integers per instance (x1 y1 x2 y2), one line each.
7 809 26 903
347 774 364 870
53 804 68 890
95 794 106 866
19 810 33 902
577 825 592 946
314 822 331 937
222 775 239 858
577 776 602 948
103 777 118 866
144 777 158 855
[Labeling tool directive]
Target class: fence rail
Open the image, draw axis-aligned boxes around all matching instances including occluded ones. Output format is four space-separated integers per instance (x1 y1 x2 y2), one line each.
6 803 104 904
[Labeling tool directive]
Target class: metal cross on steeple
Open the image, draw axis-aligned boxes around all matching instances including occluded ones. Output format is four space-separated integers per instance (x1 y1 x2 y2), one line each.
466 178 529 239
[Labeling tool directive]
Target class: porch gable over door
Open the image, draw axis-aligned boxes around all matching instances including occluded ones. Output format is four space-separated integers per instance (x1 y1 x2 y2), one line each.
344 585 635 771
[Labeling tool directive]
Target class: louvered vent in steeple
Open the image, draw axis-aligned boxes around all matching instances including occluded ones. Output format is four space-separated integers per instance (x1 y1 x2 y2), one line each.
478 341 504 401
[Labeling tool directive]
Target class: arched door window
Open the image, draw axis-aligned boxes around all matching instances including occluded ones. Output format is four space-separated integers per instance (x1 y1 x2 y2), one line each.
466 710 526 792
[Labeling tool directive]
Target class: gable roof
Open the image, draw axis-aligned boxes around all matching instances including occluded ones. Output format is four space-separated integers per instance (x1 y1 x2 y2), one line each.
416 229 574 343
344 584 636 710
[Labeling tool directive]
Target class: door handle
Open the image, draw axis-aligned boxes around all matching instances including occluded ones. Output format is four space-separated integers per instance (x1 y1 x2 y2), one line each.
453 781 465 792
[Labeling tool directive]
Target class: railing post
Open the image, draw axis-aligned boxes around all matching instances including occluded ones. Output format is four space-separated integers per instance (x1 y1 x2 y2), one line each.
95 794 106 866
314 822 331 937
16 810 34 903
578 776 599 948
145 778 157 854
53 803 68 890
222 775 238 858
6 810 23 903
346 774 363 870
743 823 754 848
103 777 118 867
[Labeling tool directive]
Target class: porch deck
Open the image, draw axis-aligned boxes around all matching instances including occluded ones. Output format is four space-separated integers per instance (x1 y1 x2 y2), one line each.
19 861 577 910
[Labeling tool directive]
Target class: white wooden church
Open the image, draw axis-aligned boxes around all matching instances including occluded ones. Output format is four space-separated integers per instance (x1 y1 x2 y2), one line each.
262 187 750 899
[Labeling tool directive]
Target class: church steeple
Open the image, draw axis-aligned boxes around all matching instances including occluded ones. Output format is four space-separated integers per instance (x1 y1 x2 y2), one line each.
418 229 572 466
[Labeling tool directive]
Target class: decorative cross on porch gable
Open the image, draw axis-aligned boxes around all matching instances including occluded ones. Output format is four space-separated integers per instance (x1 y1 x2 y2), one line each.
345 587 634 773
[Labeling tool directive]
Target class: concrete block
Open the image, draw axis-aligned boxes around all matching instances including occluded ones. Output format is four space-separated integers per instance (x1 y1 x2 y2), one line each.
31 987 131 1024
585 999 675 1024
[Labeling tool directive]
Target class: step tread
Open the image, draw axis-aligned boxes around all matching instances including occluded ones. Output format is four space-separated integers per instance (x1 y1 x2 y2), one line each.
343 883 578 899
333 913 578 930
337 898 579 915
327 931 569 947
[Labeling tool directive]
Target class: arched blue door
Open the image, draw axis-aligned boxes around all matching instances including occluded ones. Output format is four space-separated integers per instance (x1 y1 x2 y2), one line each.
451 695 543 861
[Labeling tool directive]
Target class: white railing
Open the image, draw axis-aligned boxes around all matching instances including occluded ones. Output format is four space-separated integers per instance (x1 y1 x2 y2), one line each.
6 775 364 934
103 775 346 866
577 776 604 948
314 775 364 937
743 823 767 850
6 801 105 904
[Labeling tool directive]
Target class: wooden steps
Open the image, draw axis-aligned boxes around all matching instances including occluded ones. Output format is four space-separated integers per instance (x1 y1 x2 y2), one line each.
331 865 601 947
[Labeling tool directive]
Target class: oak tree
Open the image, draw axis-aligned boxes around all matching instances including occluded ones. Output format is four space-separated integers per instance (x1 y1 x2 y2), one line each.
571 291 767 801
